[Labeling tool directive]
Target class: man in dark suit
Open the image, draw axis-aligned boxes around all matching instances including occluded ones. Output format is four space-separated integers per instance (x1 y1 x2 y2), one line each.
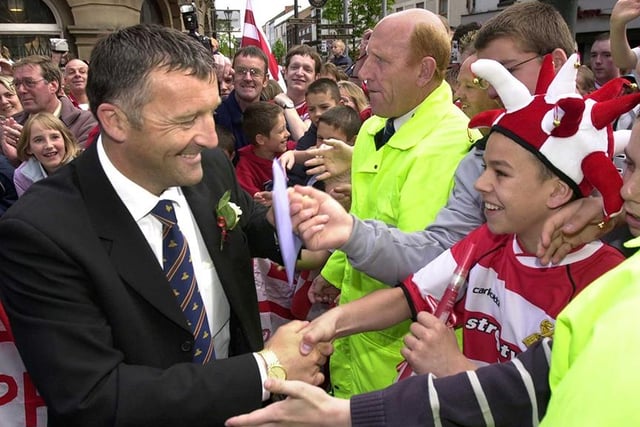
0 24 329 426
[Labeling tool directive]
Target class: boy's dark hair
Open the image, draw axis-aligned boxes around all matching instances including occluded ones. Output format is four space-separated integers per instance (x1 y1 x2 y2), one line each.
284 45 322 74
215 124 235 156
242 101 283 145
306 78 341 103
474 2 575 57
593 32 611 43
318 105 362 143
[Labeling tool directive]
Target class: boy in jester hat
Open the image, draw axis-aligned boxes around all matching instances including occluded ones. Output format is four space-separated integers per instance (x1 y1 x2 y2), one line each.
294 53 640 380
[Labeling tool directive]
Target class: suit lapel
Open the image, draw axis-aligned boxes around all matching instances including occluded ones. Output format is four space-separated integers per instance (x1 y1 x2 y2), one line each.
75 144 190 332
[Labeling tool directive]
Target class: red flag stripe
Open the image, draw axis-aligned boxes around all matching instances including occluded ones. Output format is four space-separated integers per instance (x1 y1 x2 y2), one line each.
241 0 280 81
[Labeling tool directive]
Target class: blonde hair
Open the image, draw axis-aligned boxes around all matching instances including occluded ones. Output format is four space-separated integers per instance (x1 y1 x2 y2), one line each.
337 80 369 113
17 112 80 163
0 75 16 95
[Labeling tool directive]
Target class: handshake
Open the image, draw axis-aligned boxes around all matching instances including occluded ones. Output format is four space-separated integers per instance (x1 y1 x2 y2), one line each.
260 319 333 387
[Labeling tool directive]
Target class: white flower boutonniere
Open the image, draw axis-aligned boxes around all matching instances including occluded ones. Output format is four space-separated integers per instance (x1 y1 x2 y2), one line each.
216 190 242 250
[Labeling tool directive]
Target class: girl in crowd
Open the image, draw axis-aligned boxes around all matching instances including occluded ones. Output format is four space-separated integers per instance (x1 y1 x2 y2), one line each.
14 112 80 196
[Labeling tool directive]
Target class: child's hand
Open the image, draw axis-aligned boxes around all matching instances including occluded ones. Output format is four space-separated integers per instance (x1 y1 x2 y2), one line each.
308 275 340 305
328 183 352 211
279 150 296 170
253 191 273 207
401 312 476 377
304 139 353 181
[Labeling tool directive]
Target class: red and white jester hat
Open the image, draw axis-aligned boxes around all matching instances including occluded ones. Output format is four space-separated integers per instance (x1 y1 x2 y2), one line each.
469 53 640 220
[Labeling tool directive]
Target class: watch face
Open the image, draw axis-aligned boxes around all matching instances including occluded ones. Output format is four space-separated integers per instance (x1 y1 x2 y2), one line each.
268 365 287 380
309 0 328 7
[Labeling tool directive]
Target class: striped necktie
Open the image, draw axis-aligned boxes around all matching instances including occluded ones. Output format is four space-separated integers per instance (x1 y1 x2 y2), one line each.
151 200 215 363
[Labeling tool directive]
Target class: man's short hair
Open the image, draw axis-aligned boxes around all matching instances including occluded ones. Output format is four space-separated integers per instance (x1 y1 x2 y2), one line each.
474 2 575 58
306 78 340 103
407 19 451 84
593 32 611 43
284 45 322 74
87 24 215 128
14 55 62 87
232 45 269 74
318 105 362 143
242 101 283 144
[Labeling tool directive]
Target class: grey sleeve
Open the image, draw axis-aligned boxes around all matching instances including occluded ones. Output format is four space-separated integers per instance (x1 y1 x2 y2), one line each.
340 147 486 284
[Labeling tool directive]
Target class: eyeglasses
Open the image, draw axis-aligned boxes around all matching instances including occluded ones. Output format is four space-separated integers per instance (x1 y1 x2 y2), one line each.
13 78 45 89
234 66 264 78
473 55 541 90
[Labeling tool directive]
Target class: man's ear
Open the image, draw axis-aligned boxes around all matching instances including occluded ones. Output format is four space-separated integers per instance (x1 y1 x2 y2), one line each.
96 103 129 143
49 79 59 95
547 178 574 209
551 48 569 73
417 56 437 87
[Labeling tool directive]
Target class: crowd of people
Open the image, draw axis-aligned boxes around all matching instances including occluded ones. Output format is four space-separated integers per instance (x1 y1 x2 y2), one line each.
1 1 640 426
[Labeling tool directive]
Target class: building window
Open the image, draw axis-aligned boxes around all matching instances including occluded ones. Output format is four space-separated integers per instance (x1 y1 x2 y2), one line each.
416 2 425 8
498 0 516 7
396 6 403 12
0 0 61 59
439 0 448 16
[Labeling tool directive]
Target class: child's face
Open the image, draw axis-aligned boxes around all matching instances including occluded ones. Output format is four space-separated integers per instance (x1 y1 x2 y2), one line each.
307 91 338 126
27 121 66 174
261 113 290 155
474 132 558 243
305 93 338 126
621 121 640 237
476 36 544 100
315 122 349 148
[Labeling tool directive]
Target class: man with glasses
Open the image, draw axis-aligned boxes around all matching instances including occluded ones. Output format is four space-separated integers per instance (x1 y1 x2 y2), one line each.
215 46 269 153
0 55 96 150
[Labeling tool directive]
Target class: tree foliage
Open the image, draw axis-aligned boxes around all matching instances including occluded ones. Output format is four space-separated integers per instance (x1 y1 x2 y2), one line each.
272 39 286 64
321 0 394 40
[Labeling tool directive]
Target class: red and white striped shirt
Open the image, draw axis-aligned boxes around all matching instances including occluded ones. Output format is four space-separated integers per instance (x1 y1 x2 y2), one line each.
402 224 623 366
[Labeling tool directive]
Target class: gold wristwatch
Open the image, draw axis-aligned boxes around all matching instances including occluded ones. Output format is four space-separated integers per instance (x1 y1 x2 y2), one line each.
258 349 287 380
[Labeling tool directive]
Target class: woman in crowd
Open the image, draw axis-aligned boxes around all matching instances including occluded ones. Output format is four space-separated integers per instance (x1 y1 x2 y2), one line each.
0 75 22 119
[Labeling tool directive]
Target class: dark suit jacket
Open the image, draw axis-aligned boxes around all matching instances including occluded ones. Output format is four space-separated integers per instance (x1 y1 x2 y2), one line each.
0 142 282 426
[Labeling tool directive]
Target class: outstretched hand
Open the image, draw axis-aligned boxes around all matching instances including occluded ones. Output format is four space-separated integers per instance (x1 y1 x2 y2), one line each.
304 139 353 181
224 379 351 427
288 186 354 251
536 196 616 265
299 306 342 356
611 0 640 26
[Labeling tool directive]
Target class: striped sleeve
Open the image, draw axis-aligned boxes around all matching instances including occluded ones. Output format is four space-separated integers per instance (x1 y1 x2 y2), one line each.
351 338 552 427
